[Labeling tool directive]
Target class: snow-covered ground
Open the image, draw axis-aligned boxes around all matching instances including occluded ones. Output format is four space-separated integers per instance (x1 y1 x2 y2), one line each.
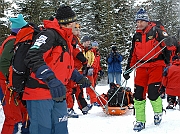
1 73 180 134
68 73 180 134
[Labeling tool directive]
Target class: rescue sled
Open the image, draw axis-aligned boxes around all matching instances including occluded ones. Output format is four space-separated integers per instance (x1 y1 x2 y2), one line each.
97 93 132 115
90 83 134 116
103 106 128 115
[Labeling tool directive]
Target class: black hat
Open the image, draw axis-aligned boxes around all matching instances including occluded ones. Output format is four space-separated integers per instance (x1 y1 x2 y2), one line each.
112 45 117 51
55 5 77 24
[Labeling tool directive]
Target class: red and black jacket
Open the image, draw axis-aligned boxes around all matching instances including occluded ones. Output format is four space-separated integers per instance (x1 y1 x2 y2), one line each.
23 18 74 100
126 22 171 71
72 35 87 71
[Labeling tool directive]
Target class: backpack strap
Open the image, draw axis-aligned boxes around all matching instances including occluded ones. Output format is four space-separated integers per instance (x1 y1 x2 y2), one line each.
47 29 69 62
0 35 16 55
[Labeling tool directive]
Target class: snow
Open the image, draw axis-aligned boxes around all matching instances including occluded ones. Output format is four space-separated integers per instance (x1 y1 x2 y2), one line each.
0 102 5 133
0 72 180 134
68 73 180 134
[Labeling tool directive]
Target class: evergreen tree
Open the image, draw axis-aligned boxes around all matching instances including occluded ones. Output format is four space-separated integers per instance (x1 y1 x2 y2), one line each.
138 0 180 37
0 0 11 43
15 0 62 25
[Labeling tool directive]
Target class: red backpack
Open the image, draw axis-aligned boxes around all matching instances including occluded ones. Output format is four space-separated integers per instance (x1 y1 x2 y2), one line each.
0 35 16 80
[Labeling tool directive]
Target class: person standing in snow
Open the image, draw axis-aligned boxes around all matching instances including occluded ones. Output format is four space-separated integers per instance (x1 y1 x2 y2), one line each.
123 8 172 132
107 45 123 86
163 38 180 109
161 55 180 110
23 5 91 134
91 41 104 86
66 22 92 118
0 14 29 134
81 36 100 107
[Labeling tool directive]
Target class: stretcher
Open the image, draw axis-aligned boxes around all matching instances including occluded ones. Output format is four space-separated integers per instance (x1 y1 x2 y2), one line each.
90 86 134 116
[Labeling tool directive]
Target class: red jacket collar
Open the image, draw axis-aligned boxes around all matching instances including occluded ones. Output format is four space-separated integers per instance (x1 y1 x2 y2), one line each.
43 18 73 40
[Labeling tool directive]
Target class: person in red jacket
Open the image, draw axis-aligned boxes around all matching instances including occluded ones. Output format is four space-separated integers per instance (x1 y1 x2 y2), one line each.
123 8 172 132
23 6 91 134
66 23 92 118
81 36 100 107
162 55 180 110
161 37 180 108
0 14 29 134
91 41 103 86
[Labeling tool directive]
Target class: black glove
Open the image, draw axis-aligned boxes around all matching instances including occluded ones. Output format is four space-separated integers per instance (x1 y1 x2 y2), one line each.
164 36 173 46
47 78 66 102
82 64 87 76
36 65 66 102
123 73 130 80
82 64 87 72
159 85 165 95
76 77 91 88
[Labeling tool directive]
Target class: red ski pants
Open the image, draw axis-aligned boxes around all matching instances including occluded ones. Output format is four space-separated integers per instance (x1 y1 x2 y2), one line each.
86 75 97 104
0 79 28 134
134 66 164 101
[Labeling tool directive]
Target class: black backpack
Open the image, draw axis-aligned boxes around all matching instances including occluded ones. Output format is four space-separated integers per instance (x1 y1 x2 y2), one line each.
7 23 42 97
8 23 68 98
107 83 134 107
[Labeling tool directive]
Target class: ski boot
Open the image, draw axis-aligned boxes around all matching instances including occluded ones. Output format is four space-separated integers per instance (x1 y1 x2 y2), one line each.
68 108 79 118
154 113 162 125
166 100 178 109
166 96 177 109
82 104 93 115
133 121 145 132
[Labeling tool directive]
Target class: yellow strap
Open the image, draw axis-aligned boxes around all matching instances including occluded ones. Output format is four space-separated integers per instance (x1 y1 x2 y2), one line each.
25 114 29 128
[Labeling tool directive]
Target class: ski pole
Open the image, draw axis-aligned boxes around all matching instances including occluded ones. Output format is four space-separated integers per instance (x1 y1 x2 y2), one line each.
107 80 126 104
89 86 109 112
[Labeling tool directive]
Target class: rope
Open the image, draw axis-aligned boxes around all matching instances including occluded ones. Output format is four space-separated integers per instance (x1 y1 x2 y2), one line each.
124 38 166 75
120 80 128 109
90 86 108 110
107 80 126 104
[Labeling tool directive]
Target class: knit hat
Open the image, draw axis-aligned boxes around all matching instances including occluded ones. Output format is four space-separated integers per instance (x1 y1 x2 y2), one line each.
91 41 99 47
81 36 90 43
135 8 149 22
9 14 28 33
55 5 77 24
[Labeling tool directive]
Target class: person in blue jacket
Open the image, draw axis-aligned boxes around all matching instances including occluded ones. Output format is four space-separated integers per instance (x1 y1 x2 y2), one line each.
107 45 123 86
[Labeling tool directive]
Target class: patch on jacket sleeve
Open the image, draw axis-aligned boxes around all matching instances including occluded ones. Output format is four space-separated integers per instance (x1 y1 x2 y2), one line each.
31 35 48 49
